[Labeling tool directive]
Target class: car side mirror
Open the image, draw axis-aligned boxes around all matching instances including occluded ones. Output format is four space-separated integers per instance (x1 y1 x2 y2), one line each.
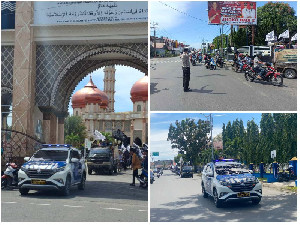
71 158 79 163
24 157 30 162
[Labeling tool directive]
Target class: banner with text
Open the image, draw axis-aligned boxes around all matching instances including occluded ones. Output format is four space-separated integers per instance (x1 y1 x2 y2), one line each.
34 1 148 25
208 1 257 25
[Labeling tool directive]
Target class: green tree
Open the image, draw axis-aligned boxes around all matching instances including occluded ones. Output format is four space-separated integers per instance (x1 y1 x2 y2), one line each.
64 116 87 147
255 2 297 45
243 120 259 164
212 34 228 49
168 118 210 166
65 133 81 148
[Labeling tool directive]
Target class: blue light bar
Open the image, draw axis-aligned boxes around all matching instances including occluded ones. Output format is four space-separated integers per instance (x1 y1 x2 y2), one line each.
214 159 235 162
42 144 72 148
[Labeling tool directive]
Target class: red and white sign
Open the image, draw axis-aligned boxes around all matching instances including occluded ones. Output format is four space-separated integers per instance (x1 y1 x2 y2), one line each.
208 1 257 25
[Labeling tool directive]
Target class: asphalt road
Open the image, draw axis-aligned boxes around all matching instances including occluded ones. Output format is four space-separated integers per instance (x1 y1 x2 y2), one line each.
150 57 297 111
150 170 297 222
1 169 148 222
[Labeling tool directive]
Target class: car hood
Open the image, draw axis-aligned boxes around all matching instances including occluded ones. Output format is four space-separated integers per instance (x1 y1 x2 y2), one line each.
22 161 67 170
216 173 256 183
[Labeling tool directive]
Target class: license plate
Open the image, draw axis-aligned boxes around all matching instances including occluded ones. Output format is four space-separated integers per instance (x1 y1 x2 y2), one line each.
237 192 250 197
31 180 46 185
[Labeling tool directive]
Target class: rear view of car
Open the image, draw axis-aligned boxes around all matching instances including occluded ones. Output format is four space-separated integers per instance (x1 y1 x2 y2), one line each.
181 166 193 178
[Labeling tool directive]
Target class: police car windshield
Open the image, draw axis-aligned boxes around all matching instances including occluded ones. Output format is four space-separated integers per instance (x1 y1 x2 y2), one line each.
215 164 248 175
31 150 68 162
89 148 110 157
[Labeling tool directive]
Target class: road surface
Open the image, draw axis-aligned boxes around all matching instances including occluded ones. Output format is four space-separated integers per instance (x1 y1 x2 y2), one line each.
150 170 297 222
150 57 297 111
2 169 148 222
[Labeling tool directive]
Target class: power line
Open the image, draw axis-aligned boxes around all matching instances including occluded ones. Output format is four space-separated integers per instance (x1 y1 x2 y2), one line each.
158 1 207 23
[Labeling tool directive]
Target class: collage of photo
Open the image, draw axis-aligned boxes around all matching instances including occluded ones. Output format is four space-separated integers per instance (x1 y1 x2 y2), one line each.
1 0 298 223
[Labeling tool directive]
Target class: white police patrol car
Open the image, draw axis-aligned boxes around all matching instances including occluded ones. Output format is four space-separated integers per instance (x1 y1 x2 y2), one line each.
18 144 86 196
202 159 262 208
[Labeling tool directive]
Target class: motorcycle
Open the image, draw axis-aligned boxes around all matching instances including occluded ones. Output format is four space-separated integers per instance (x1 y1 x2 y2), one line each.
198 55 202 63
1 163 19 189
150 170 154 184
210 58 216 70
191 55 197 66
245 63 283 86
139 168 148 188
205 59 210 69
216 57 224 68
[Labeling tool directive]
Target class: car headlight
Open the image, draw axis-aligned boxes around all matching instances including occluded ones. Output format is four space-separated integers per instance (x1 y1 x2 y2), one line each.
20 166 28 172
219 180 229 186
54 167 66 173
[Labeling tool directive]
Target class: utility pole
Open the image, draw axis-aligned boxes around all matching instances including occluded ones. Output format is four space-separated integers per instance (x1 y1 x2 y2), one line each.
221 24 224 56
150 22 158 58
210 114 214 161
252 25 255 45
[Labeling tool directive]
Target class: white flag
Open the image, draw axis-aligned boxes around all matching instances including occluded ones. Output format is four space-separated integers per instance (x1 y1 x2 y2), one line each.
278 30 289 39
94 130 106 141
265 31 275 41
291 33 297 41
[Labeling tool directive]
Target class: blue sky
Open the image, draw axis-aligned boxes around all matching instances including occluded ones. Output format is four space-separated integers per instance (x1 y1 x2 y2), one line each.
150 1 297 48
68 66 144 114
150 113 263 160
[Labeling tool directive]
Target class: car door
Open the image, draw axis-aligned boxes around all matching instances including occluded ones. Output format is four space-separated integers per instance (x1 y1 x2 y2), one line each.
70 150 81 183
205 164 213 195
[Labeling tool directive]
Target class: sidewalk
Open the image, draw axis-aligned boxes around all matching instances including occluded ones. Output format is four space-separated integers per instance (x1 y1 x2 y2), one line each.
263 180 297 194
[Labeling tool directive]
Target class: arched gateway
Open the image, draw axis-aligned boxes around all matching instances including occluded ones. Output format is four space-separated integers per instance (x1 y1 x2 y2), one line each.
1 1 148 159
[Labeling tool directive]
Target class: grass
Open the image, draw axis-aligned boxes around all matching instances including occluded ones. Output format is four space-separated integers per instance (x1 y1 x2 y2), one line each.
282 186 297 193
258 177 268 182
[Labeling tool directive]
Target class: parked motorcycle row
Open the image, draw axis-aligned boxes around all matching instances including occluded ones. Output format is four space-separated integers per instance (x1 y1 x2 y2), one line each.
232 55 283 86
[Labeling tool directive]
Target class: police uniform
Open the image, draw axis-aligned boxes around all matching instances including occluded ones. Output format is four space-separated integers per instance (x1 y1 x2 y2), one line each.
182 52 191 92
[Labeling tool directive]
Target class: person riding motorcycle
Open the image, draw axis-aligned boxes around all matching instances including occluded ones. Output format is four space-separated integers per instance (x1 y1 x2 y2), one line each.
253 52 266 79
182 47 191 92
238 53 244 71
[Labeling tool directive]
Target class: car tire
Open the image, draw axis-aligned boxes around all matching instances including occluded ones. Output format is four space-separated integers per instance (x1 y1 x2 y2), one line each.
88 167 92 175
191 175 193 178
284 69 296 79
213 189 223 208
202 183 208 198
252 198 261 205
62 176 71 196
78 173 86 190
19 188 29 195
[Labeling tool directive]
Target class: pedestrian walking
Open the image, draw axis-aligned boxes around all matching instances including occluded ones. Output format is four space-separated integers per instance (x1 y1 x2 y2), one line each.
130 147 141 186
182 47 191 92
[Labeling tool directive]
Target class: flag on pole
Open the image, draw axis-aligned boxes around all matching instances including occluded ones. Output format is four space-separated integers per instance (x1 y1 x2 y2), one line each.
265 31 277 42
94 130 106 141
278 30 289 39
291 33 297 41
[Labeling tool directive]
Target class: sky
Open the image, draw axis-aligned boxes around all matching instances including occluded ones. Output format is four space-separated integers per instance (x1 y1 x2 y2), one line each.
150 113 263 161
67 66 144 114
150 1 297 49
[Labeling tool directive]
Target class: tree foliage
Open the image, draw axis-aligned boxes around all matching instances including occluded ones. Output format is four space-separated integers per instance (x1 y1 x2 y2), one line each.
168 118 210 166
64 116 87 148
222 113 297 165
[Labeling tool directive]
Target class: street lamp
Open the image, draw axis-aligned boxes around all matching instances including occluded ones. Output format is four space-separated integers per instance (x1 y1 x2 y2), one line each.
200 113 214 161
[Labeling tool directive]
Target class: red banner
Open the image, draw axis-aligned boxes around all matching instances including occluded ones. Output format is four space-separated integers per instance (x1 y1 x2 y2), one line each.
208 1 257 25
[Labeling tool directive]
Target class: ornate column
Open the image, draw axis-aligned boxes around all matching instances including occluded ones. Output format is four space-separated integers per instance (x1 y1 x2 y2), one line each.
11 2 36 135
42 112 51 144
57 117 65 144
50 113 57 144
103 66 116 112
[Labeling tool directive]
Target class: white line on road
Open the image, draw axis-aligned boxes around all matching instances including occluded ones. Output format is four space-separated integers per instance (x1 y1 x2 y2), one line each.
2 202 17 204
104 208 123 211
37 204 51 206
63 205 83 208
138 210 147 212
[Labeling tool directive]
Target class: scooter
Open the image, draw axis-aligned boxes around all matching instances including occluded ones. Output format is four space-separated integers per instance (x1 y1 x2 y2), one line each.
216 57 224 68
210 58 216 70
139 168 148 188
191 55 197 66
1 163 19 189
205 59 210 69
150 170 154 184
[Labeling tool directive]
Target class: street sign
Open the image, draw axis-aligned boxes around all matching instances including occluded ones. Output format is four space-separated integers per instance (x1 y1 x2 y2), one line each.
152 152 159 156
271 150 276 159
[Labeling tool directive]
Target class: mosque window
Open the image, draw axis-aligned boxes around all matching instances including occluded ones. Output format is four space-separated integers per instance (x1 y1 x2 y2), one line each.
137 105 141 112
76 111 78 116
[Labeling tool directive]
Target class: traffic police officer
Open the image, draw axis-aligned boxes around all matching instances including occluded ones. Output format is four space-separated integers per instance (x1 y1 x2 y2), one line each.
182 47 191 92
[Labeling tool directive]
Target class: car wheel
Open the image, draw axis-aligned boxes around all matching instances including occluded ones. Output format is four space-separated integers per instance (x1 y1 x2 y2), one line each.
202 183 208 198
19 188 29 195
78 173 86 190
252 198 261 205
284 69 296 79
62 176 71 196
213 189 223 208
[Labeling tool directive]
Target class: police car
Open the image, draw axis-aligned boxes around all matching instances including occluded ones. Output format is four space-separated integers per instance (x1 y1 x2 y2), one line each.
201 159 262 208
18 144 86 196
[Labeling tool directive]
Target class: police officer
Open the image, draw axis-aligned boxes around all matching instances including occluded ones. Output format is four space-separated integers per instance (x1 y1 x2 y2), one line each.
182 47 191 92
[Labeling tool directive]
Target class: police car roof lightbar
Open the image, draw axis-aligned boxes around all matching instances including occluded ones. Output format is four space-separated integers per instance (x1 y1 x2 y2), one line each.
42 144 72 148
214 159 235 162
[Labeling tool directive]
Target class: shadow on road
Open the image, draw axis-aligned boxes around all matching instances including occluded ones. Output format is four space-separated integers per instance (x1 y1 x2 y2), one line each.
191 85 226 95
151 193 297 222
196 74 227 77
5 180 148 201
150 82 160 95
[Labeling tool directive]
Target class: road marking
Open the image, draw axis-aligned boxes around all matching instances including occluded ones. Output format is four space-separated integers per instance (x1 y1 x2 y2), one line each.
63 205 83 208
138 210 147 212
3 202 17 204
37 204 51 206
104 208 123 211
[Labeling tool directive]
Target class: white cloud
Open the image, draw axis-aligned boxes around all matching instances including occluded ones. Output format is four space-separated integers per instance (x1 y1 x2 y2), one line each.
150 1 190 32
